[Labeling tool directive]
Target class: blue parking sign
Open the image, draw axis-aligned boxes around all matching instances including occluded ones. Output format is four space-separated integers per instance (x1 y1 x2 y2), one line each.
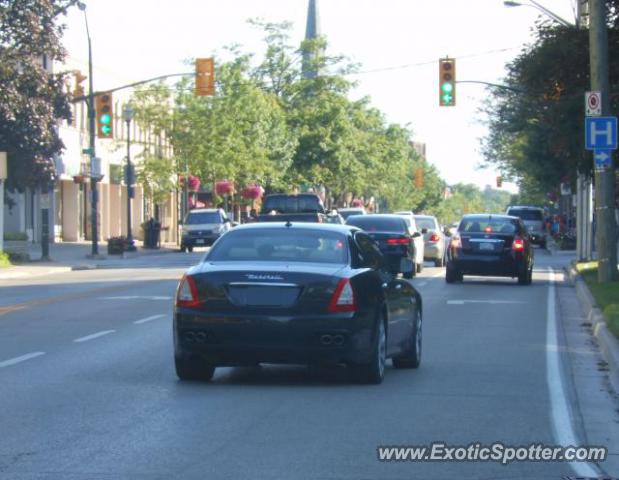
585 116 618 150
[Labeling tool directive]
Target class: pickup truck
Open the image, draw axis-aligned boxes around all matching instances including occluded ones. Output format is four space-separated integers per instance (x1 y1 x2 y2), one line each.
256 193 328 223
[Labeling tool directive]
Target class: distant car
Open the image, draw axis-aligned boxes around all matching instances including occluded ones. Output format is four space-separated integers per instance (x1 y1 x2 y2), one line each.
325 211 345 224
173 222 423 384
505 206 547 248
392 212 425 272
338 207 367 220
445 214 534 285
346 214 421 279
181 208 231 252
414 215 445 267
257 193 327 223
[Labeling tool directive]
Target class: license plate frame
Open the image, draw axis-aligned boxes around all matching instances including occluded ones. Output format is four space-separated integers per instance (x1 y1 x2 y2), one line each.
195 239 205 245
479 242 494 251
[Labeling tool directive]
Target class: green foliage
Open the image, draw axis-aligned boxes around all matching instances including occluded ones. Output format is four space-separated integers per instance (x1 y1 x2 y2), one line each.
582 269 619 339
0 251 10 268
0 0 76 190
430 183 511 225
3 231 28 241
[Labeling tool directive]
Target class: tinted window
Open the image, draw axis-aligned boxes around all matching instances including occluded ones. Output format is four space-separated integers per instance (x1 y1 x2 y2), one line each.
415 217 437 231
459 218 518 234
507 209 543 221
339 209 364 220
354 232 384 269
262 195 324 214
207 229 348 264
346 216 406 233
186 212 222 224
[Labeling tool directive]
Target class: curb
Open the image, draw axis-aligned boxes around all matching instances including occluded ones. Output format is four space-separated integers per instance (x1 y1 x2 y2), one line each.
565 265 619 393
0 266 73 280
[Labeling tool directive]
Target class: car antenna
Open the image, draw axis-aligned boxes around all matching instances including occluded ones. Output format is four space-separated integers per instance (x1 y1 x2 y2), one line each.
285 220 292 227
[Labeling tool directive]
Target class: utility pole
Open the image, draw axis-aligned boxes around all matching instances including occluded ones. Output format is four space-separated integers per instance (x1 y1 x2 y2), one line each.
589 0 618 281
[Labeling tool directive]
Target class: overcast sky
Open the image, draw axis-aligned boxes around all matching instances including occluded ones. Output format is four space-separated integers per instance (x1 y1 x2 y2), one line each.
60 0 578 192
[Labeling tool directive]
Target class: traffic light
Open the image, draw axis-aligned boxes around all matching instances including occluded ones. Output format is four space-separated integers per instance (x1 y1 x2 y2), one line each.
95 93 114 139
195 57 215 96
439 58 456 106
415 168 424 188
72 70 87 98
496 176 503 188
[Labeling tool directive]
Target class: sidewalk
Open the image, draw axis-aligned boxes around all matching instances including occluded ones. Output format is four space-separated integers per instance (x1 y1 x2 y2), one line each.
0 240 178 280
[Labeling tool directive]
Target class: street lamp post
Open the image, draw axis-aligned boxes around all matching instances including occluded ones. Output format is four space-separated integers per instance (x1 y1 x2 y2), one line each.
77 2 100 257
122 104 137 252
503 0 574 26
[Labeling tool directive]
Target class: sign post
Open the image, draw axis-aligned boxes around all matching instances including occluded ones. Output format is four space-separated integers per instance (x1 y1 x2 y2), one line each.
0 152 6 254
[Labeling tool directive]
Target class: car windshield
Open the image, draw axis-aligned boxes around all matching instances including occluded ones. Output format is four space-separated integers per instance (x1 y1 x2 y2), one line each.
459 218 518 234
507 209 543 221
262 195 323 214
186 212 221 224
339 209 364 220
415 217 436 231
207 229 348 264
346 216 406 233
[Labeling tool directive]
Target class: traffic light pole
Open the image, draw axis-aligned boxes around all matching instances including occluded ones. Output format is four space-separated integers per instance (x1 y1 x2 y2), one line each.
589 0 618 281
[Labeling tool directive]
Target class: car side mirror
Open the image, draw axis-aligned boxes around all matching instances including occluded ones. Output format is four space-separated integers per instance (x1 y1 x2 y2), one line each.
421 228 428 234
412 231 422 238
443 228 452 237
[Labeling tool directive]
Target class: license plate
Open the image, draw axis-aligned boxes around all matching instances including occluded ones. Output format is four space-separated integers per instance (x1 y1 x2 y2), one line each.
479 242 494 251
196 239 205 245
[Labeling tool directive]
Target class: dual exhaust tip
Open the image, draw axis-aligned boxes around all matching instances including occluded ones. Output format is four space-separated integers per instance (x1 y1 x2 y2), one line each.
321 334 345 346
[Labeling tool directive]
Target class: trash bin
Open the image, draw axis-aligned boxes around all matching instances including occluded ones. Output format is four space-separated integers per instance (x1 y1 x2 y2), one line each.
142 218 161 249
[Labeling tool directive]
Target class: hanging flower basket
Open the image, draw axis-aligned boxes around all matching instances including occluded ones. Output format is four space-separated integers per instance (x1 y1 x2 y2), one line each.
180 175 201 192
215 180 234 196
241 185 264 200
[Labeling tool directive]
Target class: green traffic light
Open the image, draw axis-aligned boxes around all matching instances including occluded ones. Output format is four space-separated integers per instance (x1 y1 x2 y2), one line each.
441 82 453 93
100 113 112 125
442 93 453 104
101 125 112 135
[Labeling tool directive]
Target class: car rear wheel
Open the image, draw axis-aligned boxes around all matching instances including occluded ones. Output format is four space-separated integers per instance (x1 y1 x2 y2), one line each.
403 271 414 279
517 264 532 285
180 245 186 253
445 266 460 283
434 257 444 267
416 262 424 273
175 356 216 381
187 246 194 253
350 315 386 384
393 308 422 369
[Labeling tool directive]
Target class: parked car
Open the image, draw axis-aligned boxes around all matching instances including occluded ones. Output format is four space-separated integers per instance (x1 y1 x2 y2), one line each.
325 210 345 224
346 214 421 279
414 215 446 267
445 214 534 285
180 208 231 252
392 212 425 272
256 193 327 223
505 206 547 248
338 207 367 220
173 222 423 384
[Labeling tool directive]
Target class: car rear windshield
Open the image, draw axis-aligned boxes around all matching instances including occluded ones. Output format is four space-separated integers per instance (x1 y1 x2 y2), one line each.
459 218 519 234
339 209 364 220
415 217 436 231
261 195 324 214
186 212 222 224
507 209 543 221
346 216 406 233
207 229 348 264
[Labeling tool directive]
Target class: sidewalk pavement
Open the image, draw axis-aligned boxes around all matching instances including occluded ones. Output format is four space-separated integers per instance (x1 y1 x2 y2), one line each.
0 240 179 280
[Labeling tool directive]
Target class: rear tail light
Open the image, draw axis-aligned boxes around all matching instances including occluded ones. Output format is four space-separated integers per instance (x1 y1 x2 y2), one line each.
328 278 357 313
450 235 461 248
484 226 493 233
386 238 409 245
176 274 200 308
512 238 525 252
429 233 440 242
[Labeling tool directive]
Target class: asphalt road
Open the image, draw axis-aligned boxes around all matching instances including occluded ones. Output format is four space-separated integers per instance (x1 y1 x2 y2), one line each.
0 249 602 479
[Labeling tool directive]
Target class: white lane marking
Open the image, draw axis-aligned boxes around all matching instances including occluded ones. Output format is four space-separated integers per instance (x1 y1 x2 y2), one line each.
446 300 526 305
100 296 171 300
0 352 45 368
546 268 599 478
74 330 115 343
134 314 167 324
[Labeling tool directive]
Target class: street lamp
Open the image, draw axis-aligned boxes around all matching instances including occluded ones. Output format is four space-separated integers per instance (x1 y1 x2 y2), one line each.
122 104 137 252
76 2 100 256
503 0 574 26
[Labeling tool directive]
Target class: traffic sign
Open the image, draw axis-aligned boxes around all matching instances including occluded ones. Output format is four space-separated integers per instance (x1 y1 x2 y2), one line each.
585 91 601 116
585 116 618 150
593 149 612 169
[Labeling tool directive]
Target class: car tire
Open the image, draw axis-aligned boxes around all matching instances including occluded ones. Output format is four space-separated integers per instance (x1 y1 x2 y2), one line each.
188 246 194 253
393 308 422 369
403 271 414 280
175 356 216 381
446 266 459 283
434 257 444 267
180 246 186 253
540 240 547 249
517 264 532 285
349 315 386 384
416 262 424 273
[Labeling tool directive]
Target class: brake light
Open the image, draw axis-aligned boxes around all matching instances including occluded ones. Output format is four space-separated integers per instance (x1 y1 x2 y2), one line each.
176 274 200 308
429 233 440 242
450 235 461 248
484 226 493 233
512 238 525 252
386 238 409 245
328 278 356 313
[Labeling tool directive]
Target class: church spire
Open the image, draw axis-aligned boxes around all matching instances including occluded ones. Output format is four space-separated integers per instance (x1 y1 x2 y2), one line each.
302 0 321 79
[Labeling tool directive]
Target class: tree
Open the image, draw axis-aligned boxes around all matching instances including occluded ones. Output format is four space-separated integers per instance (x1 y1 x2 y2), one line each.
0 0 76 190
